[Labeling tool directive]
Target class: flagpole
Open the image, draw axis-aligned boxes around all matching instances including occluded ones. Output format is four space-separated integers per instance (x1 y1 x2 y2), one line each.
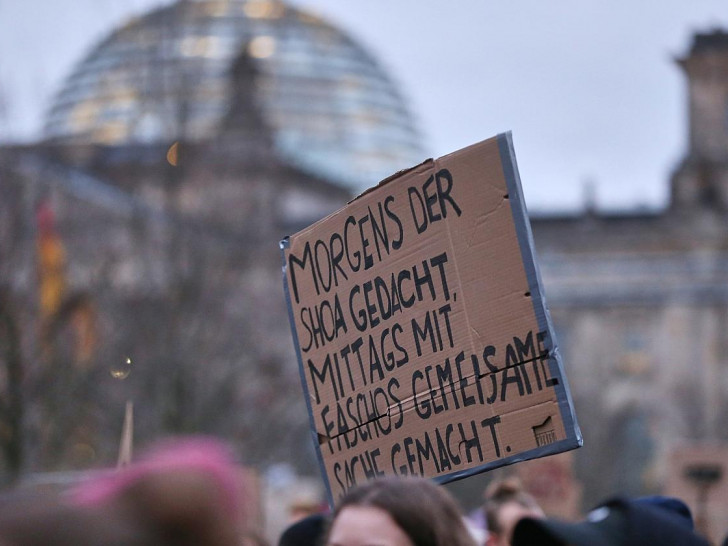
117 400 134 468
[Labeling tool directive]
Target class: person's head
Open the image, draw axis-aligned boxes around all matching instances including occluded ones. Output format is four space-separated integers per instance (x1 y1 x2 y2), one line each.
278 513 326 546
325 477 476 546
484 477 544 546
0 437 247 546
287 500 323 523
511 496 709 546
241 531 270 546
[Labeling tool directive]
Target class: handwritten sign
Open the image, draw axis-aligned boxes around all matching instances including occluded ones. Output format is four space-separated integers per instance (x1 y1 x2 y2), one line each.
281 133 581 503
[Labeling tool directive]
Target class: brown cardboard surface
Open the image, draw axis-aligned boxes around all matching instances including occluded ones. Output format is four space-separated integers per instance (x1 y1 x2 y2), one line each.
281 134 580 503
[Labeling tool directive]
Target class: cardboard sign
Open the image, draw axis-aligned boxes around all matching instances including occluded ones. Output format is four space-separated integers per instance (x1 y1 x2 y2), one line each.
281 133 581 503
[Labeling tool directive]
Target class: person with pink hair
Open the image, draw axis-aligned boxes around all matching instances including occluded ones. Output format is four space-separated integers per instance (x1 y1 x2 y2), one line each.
0 437 249 546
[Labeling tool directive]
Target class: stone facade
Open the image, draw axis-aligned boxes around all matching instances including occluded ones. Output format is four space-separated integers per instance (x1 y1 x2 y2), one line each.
531 30 728 511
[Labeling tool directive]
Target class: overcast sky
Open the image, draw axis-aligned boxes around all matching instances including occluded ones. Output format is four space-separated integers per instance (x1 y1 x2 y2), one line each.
0 1 726 211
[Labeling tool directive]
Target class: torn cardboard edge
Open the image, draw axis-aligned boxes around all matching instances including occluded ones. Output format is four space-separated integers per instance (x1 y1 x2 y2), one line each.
281 132 582 507
351 159 435 203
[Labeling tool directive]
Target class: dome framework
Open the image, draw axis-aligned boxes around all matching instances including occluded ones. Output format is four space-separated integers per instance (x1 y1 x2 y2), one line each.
44 0 425 190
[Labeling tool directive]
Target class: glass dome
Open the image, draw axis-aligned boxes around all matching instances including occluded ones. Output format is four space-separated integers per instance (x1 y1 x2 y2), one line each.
44 0 425 191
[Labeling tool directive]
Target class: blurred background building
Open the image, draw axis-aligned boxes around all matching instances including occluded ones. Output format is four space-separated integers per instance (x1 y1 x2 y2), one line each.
0 0 422 484
528 29 728 541
0 0 727 541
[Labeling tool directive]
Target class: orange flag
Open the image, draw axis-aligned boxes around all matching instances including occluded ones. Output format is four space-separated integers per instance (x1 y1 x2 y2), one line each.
36 200 66 322
36 200 97 364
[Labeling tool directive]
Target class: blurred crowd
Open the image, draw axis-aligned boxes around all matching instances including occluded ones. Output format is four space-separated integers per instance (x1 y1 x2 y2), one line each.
0 437 724 546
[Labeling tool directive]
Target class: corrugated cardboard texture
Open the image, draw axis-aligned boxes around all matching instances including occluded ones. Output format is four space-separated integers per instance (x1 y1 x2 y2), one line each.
281 133 581 503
